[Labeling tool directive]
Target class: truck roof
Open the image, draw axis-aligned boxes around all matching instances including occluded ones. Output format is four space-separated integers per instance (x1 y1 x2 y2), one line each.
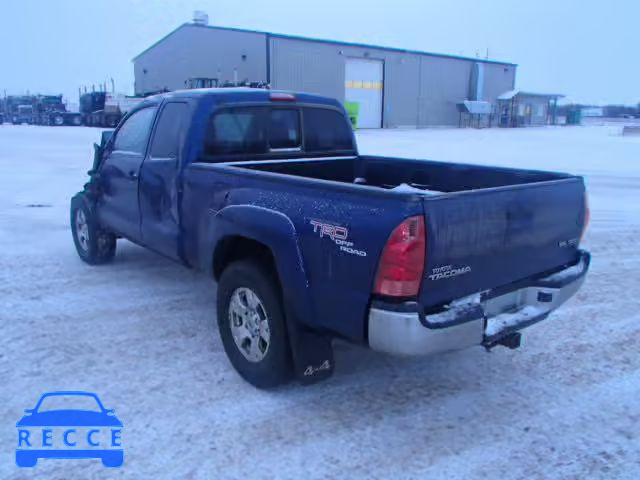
141 88 342 109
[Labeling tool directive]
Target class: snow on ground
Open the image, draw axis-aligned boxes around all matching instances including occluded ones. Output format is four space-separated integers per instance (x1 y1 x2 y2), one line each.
1 124 639 479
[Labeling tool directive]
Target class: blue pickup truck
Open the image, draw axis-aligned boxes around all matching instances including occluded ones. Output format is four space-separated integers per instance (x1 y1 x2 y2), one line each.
70 88 590 388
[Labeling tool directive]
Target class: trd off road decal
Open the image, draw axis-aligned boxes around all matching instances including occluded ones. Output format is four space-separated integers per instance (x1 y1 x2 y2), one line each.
309 219 367 257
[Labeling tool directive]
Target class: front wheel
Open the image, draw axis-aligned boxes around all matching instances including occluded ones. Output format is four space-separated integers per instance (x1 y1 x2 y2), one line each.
70 194 116 265
217 261 293 389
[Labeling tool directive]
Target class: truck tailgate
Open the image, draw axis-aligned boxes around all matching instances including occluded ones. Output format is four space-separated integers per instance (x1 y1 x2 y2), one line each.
420 177 587 307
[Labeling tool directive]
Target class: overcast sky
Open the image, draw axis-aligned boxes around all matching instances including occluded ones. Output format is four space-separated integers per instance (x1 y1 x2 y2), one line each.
1 0 637 106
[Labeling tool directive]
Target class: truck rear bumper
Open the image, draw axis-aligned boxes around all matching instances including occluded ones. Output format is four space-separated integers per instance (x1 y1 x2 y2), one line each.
368 250 590 356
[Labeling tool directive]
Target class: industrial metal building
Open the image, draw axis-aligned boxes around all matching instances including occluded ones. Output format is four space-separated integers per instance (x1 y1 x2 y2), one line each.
133 20 517 128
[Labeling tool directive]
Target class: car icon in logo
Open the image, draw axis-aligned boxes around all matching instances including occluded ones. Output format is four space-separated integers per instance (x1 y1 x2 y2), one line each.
16 391 123 468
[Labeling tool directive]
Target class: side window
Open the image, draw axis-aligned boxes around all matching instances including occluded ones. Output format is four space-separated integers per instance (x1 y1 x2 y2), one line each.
303 108 354 152
113 107 157 154
150 103 189 158
269 109 300 150
204 108 266 156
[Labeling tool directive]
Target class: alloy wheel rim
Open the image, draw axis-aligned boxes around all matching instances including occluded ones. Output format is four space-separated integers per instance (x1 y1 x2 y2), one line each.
75 209 90 252
228 287 271 362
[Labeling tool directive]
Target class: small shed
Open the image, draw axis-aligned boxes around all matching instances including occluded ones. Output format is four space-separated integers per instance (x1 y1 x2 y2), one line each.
497 90 563 127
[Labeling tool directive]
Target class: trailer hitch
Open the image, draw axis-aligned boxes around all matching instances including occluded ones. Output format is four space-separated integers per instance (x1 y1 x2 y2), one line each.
484 332 522 351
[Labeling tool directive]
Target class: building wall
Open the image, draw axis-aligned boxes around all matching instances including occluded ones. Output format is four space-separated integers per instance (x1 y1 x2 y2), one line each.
521 95 550 125
383 53 422 127
497 95 550 127
269 37 345 102
417 55 471 126
482 63 517 102
134 25 267 95
270 36 516 127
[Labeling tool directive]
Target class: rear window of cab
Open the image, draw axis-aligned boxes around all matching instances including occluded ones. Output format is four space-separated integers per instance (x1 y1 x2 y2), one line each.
201 106 354 160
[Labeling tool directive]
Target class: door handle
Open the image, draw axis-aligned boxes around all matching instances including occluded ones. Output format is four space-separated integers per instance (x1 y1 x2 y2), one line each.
128 171 138 180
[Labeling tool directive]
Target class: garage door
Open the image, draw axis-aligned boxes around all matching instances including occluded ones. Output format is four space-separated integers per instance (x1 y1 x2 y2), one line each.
345 58 383 128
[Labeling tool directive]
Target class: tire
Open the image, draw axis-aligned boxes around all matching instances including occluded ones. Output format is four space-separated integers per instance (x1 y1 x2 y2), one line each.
53 115 64 126
70 194 116 265
217 260 293 389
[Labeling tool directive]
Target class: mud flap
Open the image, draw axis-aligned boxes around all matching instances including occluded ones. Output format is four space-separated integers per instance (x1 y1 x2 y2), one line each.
284 307 334 385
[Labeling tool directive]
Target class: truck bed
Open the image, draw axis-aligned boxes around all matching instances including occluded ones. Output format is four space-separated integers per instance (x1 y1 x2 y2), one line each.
187 155 586 343
227 155 586 307
231 155 571 193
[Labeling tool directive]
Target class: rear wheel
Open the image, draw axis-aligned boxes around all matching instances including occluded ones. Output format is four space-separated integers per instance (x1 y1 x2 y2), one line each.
217 261 293 389
70 194 116 265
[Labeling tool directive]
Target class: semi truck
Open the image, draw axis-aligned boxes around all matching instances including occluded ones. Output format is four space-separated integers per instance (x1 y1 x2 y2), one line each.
2 95 82 126
31 95 82 126
4 96 35 124
80 91 143 128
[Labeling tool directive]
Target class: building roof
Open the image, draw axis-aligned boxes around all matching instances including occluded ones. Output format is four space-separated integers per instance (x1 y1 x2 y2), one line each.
133 23 517 67
498 89 564 100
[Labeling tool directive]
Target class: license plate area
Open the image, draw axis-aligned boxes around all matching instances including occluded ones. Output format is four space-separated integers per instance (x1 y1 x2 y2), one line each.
483 290 523 317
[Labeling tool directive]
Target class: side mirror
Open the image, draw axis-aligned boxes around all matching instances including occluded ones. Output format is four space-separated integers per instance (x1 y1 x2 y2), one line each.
24 409 34 414
101 130 114 148
91 130 115 173
104 409 115 415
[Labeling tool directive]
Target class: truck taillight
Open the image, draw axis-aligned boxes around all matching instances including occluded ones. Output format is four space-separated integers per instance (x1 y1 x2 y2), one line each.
270 92 296 102
581 192 590 242
373 216 426 297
